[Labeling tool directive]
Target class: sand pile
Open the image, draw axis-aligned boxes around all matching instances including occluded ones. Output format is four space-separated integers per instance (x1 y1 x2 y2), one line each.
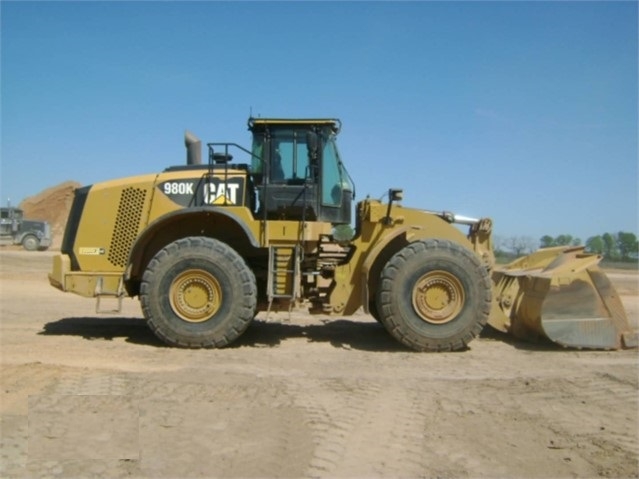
19 181 81 249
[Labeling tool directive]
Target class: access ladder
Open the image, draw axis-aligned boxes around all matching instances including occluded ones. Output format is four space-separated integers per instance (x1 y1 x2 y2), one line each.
266 245 302 316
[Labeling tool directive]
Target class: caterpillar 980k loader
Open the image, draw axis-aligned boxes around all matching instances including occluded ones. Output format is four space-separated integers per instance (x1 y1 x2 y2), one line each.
49 118 636 351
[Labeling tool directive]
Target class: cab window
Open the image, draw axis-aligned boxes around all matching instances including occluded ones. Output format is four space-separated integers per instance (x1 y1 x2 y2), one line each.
252 130 310 184
272 132 309 183
322 140 353 206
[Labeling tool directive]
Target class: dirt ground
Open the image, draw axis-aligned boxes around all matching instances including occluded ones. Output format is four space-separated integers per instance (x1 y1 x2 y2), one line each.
1 249 637 479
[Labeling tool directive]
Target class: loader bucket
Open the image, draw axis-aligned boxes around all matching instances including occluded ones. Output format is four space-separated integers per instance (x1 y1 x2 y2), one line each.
490 246 637 349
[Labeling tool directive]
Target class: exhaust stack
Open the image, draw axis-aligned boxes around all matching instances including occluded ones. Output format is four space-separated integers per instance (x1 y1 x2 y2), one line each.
185 130 202 165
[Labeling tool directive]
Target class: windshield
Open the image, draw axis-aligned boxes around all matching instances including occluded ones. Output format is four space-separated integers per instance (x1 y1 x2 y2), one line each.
321 134 354 206
0 209 22 220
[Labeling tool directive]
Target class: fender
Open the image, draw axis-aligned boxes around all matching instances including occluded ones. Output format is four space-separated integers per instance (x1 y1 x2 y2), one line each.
358 222 474 314
126 206 260 283
360 225 422 314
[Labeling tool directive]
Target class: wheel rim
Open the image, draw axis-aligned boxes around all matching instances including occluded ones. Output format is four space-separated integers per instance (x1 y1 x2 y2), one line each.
169 269 222 323
412 270 464 324
24 237 37 250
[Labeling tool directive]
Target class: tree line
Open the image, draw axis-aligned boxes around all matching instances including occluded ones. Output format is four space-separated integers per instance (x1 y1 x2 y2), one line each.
582 232 638 261
495 231 639 262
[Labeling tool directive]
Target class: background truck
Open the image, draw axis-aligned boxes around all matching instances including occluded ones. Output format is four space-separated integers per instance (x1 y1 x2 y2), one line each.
49 118 635 351
0 205 52 251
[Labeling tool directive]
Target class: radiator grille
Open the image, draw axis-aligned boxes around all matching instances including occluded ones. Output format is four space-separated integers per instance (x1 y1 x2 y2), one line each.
108 187 147 267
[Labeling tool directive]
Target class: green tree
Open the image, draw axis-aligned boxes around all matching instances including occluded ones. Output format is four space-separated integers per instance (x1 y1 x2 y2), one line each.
540 235 554 248
554 234 573 246
540 235 581 249
616 231 639 261
585 235 604 254
602 233 618 260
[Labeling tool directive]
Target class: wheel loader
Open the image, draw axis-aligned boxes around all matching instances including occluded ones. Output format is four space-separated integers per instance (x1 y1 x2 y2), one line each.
48 118 636 351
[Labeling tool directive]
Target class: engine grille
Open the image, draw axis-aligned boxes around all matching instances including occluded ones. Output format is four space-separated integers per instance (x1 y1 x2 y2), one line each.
108 187 147 267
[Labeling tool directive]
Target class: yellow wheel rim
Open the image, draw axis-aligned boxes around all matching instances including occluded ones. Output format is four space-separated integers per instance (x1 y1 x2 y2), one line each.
169 269 222 323
412 270 464 324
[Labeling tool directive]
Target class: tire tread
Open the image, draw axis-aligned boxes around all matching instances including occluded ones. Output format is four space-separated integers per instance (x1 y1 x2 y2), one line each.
140 237 256 349
377 239 491 352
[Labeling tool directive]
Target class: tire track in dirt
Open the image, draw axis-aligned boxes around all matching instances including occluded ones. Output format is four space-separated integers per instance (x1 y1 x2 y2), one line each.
0 415 28 477
503 372 638 452
462 373 639 478
292 377 438 478
20 369 317 478
1 363 77 477
51 372 129 396
128 371 315 477
138 401 313 478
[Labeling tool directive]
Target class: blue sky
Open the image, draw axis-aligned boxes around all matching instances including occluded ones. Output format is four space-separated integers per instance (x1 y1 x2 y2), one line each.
1 1 637 244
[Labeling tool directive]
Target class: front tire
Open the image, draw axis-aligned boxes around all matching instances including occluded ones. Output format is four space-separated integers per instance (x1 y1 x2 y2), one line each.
140 237 257 348
22 235 39 251
376 239 491 351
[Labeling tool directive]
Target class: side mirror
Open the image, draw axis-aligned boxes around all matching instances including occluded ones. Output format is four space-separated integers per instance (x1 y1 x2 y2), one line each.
384 188 404 225
389 188 403 202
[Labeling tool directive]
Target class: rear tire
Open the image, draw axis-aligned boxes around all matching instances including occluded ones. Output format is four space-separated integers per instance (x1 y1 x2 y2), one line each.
22 235 39 251
376 239 491 351
140 237 257 348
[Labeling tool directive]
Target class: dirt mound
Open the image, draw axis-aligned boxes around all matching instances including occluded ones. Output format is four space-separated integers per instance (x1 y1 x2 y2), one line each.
19 181 81 249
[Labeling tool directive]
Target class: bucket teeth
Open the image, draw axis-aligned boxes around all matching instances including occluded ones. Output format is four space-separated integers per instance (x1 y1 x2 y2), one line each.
489 246 636 350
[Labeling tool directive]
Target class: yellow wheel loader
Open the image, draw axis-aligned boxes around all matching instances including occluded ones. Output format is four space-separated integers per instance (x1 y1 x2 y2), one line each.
49 118 636 351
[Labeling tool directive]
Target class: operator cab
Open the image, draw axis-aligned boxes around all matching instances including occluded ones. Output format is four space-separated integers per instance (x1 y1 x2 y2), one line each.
248 118 354 225
0 207 22 236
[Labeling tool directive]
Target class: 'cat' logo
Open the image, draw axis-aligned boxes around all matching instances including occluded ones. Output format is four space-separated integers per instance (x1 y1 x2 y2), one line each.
158 177 245 207
204 182 240 204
